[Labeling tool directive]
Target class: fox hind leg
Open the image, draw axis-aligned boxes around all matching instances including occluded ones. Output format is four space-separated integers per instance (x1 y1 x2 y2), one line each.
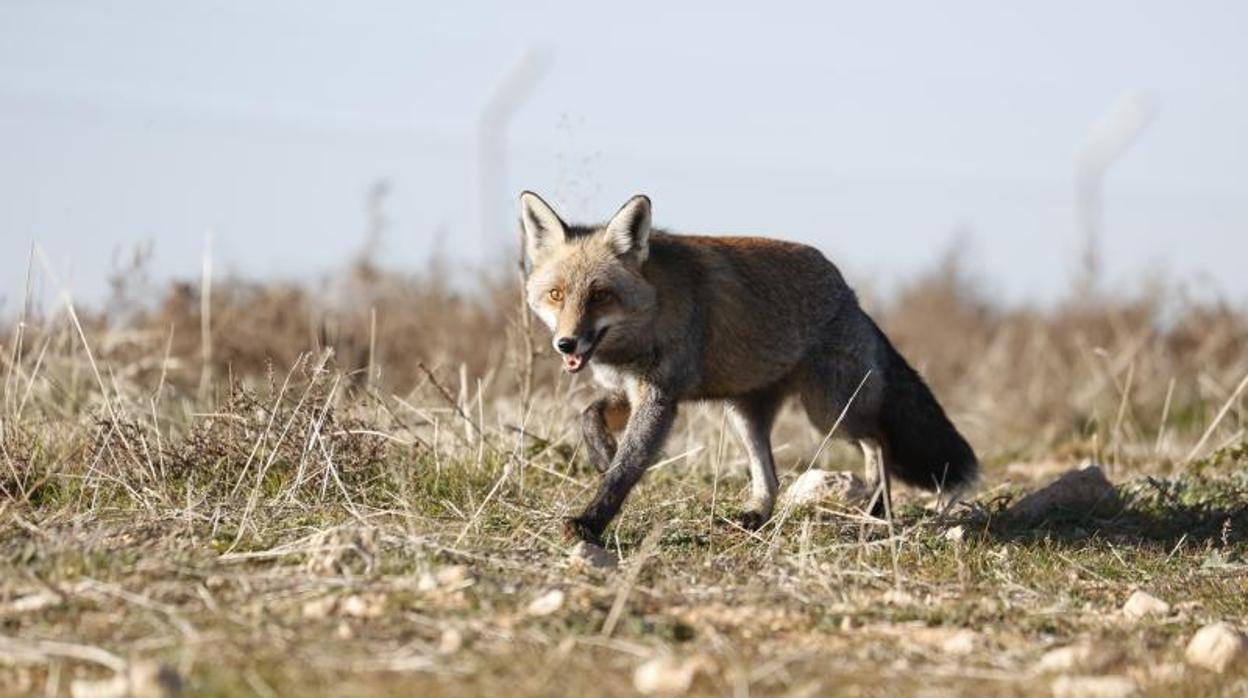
726 388 785 531
860 438 892 520
793 341 889 520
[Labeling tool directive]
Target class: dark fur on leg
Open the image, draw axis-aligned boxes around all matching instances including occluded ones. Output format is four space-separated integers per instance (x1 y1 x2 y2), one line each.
574 392 676 540
581 394 628 474
563 516 604 547
735 510 768 531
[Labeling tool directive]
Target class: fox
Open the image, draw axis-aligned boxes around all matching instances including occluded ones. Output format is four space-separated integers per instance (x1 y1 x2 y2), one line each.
520 191 978 546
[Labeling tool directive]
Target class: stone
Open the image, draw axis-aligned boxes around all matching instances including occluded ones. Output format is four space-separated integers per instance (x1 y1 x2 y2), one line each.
1050 675 1137 698
941 629 977 656
1121 590 1170 621
418 565 473 592
438 628 463 655
435 565 470 586
6 590 62 614
339 594 384 619
526 589 566 616
127 662 183 698
300 595 337 619
633 655 711 696
569 541 618 570
1185 622 1248 673
1035 644 1117 674
69 662 181 698
780 469 868 509
1009 464 1120 522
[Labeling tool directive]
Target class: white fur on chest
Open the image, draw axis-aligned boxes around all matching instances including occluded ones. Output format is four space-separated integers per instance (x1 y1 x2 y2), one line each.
590 363 626 392
590 363 651 405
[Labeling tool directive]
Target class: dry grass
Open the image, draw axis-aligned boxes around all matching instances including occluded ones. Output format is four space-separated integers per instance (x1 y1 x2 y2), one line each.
1 249 1246 696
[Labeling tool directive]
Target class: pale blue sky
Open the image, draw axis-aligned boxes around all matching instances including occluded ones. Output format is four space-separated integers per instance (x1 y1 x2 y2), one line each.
1 1 1245 311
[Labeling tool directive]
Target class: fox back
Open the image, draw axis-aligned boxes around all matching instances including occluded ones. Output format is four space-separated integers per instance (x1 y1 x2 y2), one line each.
521 192 860 398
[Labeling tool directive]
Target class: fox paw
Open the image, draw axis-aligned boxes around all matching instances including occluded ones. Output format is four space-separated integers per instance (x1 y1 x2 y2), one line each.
865 495 889 520
587 454 612 475
562 517 604 547
733 510 770 532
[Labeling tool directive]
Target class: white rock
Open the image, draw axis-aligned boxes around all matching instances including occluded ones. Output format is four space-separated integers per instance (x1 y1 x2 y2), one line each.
70 662 182 698
780 469 868 509
569 541 618 570
6 590 62 614
438 628 463 655
300 596 337 619
1145 662 1186 684
1051 675 1137 698
1009 464 1120 521
882 589 917 606
902 626 978 656
1036 644 1114 674
417 565 472 592
127 661 183 698
70 674 128 698
526 589 566 616
1121 590 1170 621
339 594 384 619
633 655 708 696
1037 645 1090 673
435 565 471 587
1185 622 1248 673
943 525 966 543
941 629 977 656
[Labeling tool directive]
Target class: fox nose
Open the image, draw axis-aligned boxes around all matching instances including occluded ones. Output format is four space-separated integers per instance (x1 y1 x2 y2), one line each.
555 337 577 355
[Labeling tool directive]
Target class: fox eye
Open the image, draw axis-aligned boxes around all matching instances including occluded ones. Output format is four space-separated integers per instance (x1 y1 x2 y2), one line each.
589 289 612 304
547 288 564 303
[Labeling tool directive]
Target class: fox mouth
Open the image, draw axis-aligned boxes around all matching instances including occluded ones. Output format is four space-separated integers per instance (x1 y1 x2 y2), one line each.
562 328 608 373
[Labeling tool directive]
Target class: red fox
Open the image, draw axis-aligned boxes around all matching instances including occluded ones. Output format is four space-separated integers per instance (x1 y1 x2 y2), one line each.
520 191 977 545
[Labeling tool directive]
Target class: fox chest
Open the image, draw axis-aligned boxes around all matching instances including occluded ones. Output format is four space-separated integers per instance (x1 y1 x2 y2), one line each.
590 363 650 404
590 363 627 393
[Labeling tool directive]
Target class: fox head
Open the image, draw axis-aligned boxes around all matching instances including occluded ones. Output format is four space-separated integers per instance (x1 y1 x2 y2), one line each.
520 191 658 373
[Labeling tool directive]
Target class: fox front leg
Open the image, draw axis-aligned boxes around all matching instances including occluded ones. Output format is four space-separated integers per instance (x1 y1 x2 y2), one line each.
580 394 630 474
564 390 676 546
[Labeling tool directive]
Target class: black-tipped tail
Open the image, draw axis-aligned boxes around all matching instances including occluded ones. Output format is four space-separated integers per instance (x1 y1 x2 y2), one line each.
876 330 978 492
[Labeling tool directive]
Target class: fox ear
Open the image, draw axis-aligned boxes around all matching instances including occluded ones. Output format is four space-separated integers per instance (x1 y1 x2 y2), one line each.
605 194 651 263
519 191 567 264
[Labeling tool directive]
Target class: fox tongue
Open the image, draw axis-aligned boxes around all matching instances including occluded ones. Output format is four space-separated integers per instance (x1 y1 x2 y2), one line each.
564 354 584 371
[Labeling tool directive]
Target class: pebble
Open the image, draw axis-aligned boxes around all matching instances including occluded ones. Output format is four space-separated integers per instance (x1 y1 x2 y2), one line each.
1050 675 1137 698
633 655 710 696
526 589 566 616
780 469 868 509
1008 464 1120 521
1121 590 1171 620
1035 644 1116 674
1185 622 1248 673
569 541 618 570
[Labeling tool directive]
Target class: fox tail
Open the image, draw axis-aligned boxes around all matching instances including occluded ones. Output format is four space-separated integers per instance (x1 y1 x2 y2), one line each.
874 324 978 493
